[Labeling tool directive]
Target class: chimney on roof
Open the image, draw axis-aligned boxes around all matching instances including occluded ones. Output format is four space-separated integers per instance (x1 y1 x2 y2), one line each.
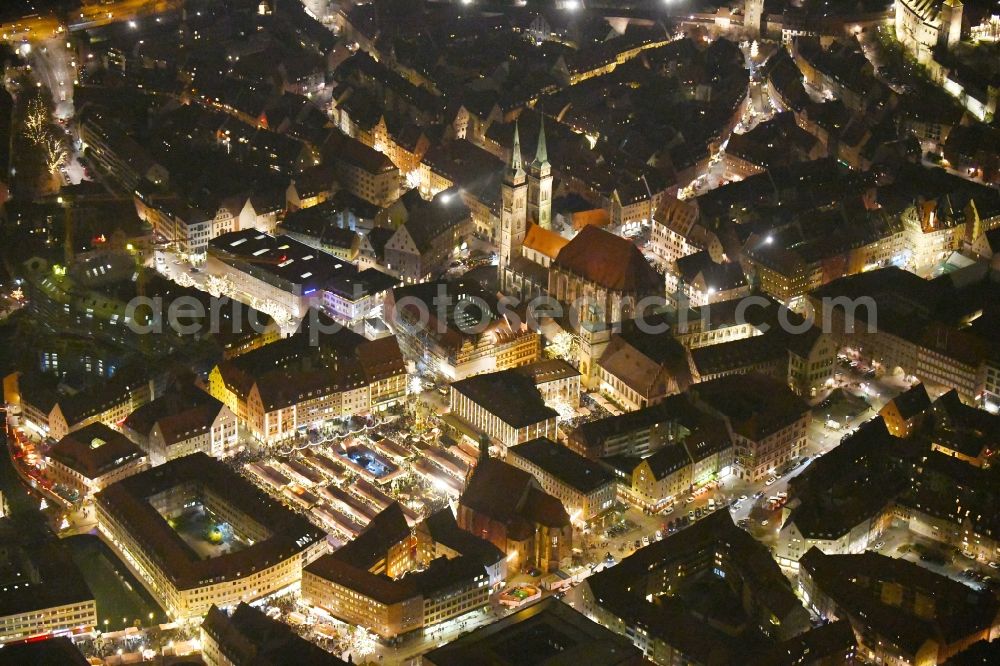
478 433 491 464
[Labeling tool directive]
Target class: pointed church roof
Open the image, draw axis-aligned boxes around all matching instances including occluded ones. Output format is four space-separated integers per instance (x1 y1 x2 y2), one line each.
532 117 549 167
506 121 525 182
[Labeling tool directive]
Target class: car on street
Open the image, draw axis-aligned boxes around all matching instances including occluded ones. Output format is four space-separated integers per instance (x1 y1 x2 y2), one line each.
765 477 777 486
739 495 748 501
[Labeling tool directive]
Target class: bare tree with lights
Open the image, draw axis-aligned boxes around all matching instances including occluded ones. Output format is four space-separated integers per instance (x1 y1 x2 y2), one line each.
24 96 50 145
44 134 68 176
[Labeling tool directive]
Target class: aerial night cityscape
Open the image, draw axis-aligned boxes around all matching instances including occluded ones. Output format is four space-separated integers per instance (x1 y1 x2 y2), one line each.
0 0 999 665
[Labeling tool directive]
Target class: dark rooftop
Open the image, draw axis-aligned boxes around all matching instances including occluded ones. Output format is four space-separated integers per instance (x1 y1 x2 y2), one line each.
509 438 614 494
0 637 90 666
424 598 641 666
209 229 355 294
461 457 570 529
47 422 143 480
94 453 323 591
0 518 94 621
123 387 226 446
451 370 557 430
801 548 999 655
422 508 505 568
747 620 857 666
691 373 809 441
886 383 932 422
202 603 347 665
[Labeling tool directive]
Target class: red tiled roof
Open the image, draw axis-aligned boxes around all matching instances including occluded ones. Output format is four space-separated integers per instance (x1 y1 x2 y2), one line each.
554 225 662 293
48 422 142 479
522 223 569 260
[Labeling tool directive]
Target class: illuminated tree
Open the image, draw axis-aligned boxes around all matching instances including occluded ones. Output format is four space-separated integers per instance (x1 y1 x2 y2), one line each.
44 134 68 175
24 96 49 145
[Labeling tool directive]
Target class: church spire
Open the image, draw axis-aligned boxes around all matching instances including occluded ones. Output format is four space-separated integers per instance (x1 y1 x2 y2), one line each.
507 121 525 181
533 117 549 167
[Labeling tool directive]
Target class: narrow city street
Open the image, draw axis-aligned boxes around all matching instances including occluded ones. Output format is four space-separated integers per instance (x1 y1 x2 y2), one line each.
26 36 75 120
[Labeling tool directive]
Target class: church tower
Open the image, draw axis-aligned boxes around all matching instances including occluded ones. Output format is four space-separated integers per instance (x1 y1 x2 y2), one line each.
499 123 528 290
939 0 963 51
527 119 553 230
744 0 763 38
